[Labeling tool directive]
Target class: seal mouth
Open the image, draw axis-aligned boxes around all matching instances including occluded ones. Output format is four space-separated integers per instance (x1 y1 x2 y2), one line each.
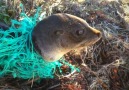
79 32 102 47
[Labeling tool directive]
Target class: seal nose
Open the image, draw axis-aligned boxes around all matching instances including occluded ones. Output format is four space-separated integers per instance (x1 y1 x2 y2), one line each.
91 28 102 38
96 31 102 38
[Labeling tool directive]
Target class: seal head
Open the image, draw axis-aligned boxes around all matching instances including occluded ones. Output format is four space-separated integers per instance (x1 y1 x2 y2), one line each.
32 13 101 62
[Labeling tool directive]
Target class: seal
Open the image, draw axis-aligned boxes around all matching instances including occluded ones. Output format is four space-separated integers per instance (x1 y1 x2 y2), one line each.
32 13 102 62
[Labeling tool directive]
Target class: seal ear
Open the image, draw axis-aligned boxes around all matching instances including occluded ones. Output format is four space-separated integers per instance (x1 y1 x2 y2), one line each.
54 30 64 36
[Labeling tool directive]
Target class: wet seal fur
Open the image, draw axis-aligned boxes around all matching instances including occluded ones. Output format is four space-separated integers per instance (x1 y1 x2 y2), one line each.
32 13 102 62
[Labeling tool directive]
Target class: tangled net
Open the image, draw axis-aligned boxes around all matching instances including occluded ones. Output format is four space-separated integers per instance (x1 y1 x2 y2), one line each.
0 4 77 79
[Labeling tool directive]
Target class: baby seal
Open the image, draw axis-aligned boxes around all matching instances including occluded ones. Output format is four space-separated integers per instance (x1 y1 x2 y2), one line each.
32 13 101 62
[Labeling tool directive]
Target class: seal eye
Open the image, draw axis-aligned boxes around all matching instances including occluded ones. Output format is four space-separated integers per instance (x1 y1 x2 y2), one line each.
76 30 84 36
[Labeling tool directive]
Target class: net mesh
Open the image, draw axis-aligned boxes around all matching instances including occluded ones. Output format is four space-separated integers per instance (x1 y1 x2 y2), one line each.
0 4 77 79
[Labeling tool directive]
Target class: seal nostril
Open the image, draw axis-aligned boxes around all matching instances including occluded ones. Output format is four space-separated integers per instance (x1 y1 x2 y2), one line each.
90 28 102 38
96 32 102 38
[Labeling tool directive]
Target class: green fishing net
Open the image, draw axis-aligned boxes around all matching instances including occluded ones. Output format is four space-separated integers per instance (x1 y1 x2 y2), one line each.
0 4 77 79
